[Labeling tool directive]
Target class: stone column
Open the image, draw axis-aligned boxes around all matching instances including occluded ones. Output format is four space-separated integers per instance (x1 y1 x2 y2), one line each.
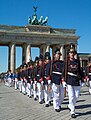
40 45 43 54
80 59 83 67
8 46 10 71
60 44 64 60
8 43 16 73
52 46 56 55
75 44 77 51
22 44 26 64
45 44 50 52
26 44 31 63
40 44 47 55
52 45 59 60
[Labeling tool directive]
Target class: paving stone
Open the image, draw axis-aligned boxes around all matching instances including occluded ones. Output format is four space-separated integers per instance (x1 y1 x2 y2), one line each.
0 83 91 120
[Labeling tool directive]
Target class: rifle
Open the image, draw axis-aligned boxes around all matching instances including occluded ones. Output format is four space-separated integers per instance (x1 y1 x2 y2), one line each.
64 45 69 97
47 60 53 93
33 63 38 92
42 60 45 90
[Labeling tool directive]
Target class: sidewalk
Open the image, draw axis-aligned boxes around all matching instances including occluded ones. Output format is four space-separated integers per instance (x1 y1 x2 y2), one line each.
0 83 91 120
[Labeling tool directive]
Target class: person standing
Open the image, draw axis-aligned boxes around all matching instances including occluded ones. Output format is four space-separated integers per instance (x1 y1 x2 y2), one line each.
18 65 23 93
44 52 52 107
33 56 39 101
22 63 28 95
63 45 81 118
85 60 91 95
27 60 34 98
13 70 19 90
36 54 44 104
52 48 64 112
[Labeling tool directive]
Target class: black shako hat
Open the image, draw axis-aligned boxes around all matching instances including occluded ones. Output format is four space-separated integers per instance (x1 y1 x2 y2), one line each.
39 54 43 61
69 44 76 54
34 56 39 62
54 48 61 55
28 60 34 66
44 52 51 60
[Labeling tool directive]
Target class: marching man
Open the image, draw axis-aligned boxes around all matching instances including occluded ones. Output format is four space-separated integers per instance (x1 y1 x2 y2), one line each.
85 60 91 95
44 52 52 107
63 44 82 118
52 48 64 112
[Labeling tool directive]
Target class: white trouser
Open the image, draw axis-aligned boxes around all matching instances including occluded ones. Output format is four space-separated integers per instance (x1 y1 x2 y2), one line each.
8 78 12 87
22 81 27 94
44 84 52 104
18 81 22 92
60 86 64 106
33 83 37 99
52 83 64 110
37 82 44 102
67 85 80 114
89 81 91 93
15 81 19 89
27 83 32 96
15 78 19 89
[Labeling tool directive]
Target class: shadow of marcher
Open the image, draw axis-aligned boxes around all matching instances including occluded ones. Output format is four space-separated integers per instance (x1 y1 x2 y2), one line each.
76 111 91 117
75 103 91 117
76 104 91 109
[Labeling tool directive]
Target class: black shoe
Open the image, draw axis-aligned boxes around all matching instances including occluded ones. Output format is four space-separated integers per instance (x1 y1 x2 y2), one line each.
29 96 32 98
45 104 49 107
55 109 60 112
67 106 71 112
42 99 45 103
71 114 76 118
36 95 38 98
34 98 37 101
59 106 61 110
39 101 43 104
49 101 53 106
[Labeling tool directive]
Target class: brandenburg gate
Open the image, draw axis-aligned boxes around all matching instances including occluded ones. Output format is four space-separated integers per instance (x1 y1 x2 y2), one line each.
0 24 80 72
0 7 80 72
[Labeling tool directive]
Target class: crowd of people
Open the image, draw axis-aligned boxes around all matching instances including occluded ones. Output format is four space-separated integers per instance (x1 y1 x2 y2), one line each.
4 45 91 118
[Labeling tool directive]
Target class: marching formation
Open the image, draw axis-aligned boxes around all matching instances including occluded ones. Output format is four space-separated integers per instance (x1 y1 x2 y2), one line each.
4 45 91 119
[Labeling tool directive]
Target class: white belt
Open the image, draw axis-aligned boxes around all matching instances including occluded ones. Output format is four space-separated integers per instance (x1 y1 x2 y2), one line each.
37 74 39 77
89 73 91 75
52 71 62 75
28 76 31 78
68 72 77 77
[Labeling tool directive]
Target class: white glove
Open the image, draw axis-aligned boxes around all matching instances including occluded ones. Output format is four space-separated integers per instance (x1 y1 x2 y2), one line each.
80 80 85 87
34 81 37 85
31 80 33 84
62 81 67 88
21 79 23 82
87 78 89 82
41 81 44 85
81 82 85 87
48 80 51 85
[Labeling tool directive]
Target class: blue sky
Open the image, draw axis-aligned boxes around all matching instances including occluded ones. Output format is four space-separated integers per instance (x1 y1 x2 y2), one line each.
0 0 91 73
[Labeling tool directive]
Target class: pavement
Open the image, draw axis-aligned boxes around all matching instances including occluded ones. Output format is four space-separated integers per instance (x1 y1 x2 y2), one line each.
0 82 91 120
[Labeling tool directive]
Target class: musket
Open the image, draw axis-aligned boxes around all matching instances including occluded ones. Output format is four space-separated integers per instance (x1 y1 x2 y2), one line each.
47 61 52 93
64 45 69 97
33 62 38 92
42 60 45 90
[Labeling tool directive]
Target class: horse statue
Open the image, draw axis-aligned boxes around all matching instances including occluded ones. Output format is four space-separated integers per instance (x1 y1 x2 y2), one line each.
31 14 39 25
38 16 43 25
28 16 31 24
41 17 48 26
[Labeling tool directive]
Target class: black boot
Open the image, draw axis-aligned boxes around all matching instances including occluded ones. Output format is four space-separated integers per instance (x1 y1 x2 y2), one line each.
71 114 76 118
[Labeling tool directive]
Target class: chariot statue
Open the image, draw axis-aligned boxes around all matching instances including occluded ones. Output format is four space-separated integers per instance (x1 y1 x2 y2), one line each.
28 6 48 26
